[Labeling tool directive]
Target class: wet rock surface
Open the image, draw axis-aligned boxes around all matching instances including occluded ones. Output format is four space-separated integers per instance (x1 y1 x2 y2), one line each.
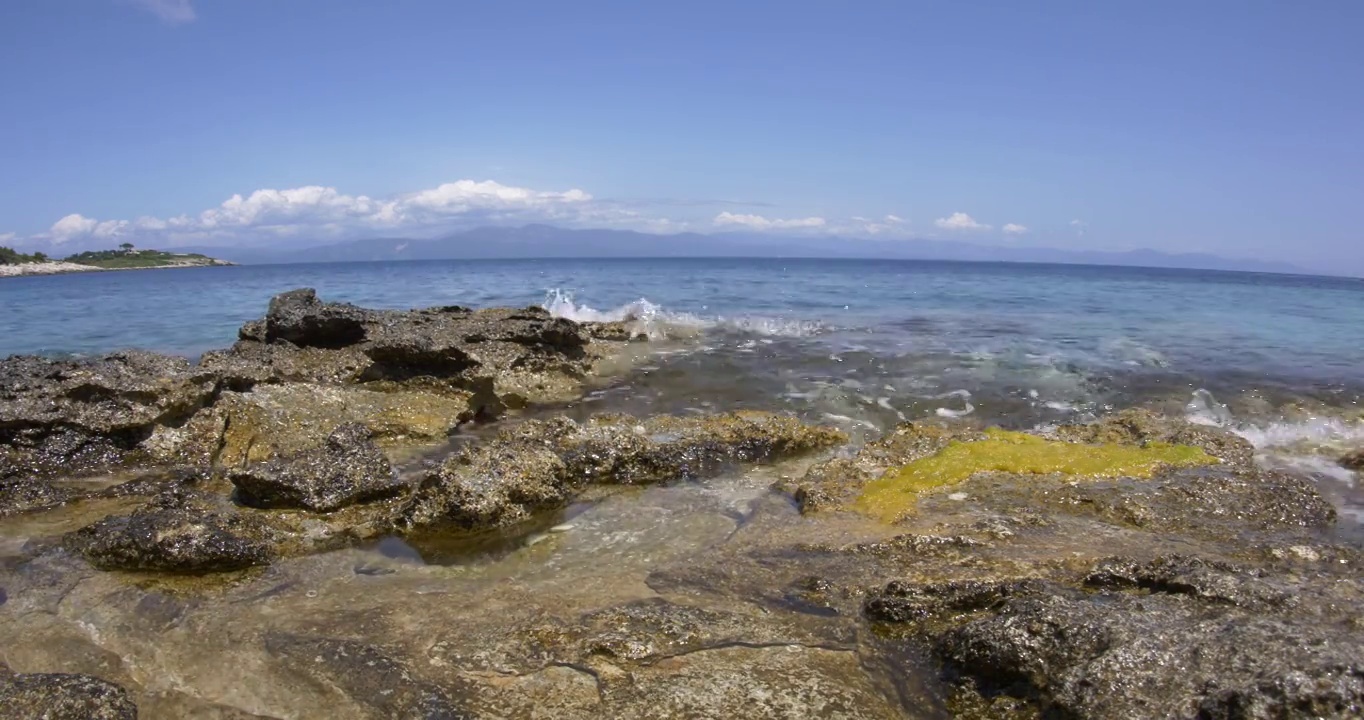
229 423 401 512
64 490 274 572
0 351 217 478
1341 448 1364 470
403 411 848 529
0 665 138 720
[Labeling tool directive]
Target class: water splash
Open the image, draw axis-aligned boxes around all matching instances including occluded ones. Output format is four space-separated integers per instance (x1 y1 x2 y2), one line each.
541 288 827 339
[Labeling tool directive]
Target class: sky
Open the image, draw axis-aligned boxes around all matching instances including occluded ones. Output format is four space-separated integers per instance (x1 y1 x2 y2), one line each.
0 1 1361 273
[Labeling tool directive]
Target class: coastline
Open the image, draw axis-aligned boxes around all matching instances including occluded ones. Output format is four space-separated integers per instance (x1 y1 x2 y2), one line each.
0 258 234 277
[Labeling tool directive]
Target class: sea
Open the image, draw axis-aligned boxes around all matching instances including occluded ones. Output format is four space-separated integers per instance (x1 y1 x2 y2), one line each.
3 257 1362 524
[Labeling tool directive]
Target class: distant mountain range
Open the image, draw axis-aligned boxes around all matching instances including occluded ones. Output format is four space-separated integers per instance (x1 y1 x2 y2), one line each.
185 224 1307 275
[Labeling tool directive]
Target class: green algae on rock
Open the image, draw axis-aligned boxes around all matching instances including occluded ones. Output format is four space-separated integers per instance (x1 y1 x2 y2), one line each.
851 429 1217 523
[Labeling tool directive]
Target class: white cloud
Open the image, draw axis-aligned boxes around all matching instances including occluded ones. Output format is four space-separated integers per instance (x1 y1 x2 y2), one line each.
49 214 99 244
934 212 990 231
1002 223 1028 235
1070 219 1088 236
0 232 15 244
885 214 905 224
129 0 196 24
23 179 598 249
713 212 827 230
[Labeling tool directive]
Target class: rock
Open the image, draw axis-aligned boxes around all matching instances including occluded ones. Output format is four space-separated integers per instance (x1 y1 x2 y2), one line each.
0 351 216 477
934 589 1364 719
217 289 604 407
603 644 905 720
0 477 73 518
403 412 846 529
229 423 403 512
1053 407 1255 468
264 633 470 719
211 383 485 467
1341 449 1364 471
0 668 137 720
65 491 272 573
1083 554 1290 608
261 288 372 348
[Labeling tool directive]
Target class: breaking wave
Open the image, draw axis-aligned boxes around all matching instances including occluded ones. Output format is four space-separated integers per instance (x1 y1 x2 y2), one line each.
542 289 827 339
1183 388 1364 453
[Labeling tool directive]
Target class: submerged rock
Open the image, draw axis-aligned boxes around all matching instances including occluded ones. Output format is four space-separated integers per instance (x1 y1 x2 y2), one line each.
265 633 470 719
229 423 401 512
1341 449 1364 471
0 477 74 518
0 666 137 720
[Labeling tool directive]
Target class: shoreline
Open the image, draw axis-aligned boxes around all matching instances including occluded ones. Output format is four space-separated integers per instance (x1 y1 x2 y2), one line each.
0 258 234 277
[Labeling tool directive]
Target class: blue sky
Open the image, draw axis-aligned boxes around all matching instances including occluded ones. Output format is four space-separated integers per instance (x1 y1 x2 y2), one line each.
1 1 1360 273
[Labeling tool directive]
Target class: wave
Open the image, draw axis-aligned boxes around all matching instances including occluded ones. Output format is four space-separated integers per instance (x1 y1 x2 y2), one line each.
1183 389 1364 453
542 289 827 339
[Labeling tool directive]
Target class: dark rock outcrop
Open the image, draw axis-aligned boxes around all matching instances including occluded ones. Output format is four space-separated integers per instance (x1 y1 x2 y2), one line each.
934 587 1362 719
65 490 273 573
1341 449 1364 471
229 423 401 512
0 351 216 478
0 665 138 720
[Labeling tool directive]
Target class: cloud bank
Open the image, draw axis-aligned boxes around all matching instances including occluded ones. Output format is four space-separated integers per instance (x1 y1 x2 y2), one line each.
27 180 598 250
1002 223 1028 235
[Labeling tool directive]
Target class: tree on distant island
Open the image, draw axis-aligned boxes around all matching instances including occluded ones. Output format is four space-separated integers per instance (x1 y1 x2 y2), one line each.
119 242 134 252
0 246 46 265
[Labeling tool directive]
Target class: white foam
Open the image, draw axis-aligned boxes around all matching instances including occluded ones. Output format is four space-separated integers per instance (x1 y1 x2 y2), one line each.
1234 417 1364 452
542 289 824 339
1185 388 1234 427
934 389 975 418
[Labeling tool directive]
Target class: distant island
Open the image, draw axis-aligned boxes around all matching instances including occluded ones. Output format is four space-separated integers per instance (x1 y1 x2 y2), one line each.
0 243 232 277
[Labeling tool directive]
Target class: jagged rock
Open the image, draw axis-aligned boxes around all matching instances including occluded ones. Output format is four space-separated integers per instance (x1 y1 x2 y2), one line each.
264 633 470 719
934 588 1364 719
0 351 216 477
0 667 137 720
215 289 603 407
65 490 272 573
403 412 847 529
1341 449 1364 471
229 424 402 512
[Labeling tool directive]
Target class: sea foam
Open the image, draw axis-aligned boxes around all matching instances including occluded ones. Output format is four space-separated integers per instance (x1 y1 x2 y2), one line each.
542 289 826 339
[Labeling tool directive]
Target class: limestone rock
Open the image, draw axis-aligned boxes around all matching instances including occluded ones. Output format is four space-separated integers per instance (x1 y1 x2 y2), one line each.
229 423 402 512
0 668 137 720
65 491 272 573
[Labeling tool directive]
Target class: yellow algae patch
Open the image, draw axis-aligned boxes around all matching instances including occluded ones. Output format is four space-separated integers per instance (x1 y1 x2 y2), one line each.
851 429 1216 523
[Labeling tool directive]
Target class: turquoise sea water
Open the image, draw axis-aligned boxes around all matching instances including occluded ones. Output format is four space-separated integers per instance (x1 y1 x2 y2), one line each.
3 258 1362 379
3 257 1363 522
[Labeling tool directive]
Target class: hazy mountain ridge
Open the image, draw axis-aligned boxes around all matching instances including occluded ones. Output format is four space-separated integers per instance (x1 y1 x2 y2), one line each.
187 225 1308 275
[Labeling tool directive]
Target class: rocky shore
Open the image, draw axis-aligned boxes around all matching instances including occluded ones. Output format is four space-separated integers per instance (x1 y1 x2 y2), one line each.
1 289 1360 718
0 257 232 277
